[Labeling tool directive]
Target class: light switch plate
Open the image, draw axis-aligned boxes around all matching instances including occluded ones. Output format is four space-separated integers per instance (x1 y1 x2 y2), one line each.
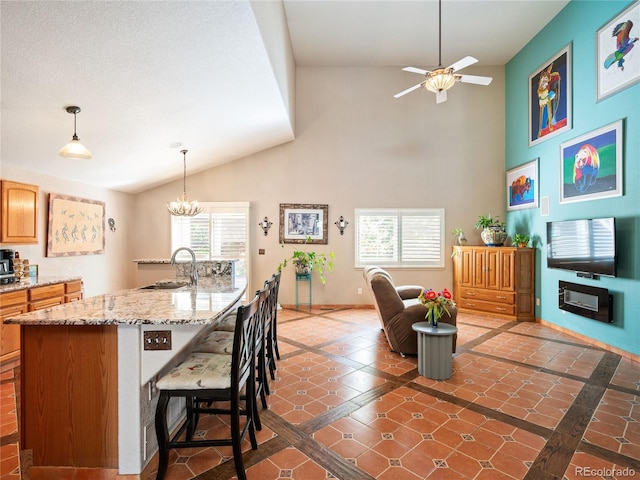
143 330 172 350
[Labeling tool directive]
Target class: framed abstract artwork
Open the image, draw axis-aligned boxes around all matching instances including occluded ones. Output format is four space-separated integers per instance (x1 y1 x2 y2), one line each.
528 43 572 147
47 194 105 256
596 1 640 101
559 120 623 204
506 159 539 211
279 203 328 244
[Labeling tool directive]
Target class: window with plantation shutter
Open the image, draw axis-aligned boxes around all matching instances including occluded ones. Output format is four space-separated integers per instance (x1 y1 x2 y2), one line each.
355 208 445 268
171 202 250 277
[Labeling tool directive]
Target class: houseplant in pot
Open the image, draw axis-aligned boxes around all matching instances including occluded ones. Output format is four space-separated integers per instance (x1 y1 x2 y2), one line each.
513 233 530 248
278 237 334 285
475 214 507 246
451 228 467 246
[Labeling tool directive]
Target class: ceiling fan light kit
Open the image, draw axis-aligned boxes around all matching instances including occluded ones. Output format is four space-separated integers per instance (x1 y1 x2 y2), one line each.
394 0 492 103
167 149 203 217
423 68 457 93
58 106 92 159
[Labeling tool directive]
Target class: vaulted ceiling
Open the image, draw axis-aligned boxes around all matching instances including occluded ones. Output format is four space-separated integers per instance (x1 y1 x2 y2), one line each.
0 0 568 193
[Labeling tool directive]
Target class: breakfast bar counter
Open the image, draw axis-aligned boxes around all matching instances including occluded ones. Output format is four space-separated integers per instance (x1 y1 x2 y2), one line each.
4 276 246 476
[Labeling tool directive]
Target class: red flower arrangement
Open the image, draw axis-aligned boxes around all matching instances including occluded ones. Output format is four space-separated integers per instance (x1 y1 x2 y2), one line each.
418 288 456 326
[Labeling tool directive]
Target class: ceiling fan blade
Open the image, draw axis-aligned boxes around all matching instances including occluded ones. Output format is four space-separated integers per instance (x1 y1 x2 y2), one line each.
436 90 447 104
402 66 430 76
447 56 478 72
394 83 424 98
459 74 493 86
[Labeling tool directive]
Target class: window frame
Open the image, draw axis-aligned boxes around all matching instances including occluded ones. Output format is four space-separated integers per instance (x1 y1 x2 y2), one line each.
170 201 251 280
354 208 445 269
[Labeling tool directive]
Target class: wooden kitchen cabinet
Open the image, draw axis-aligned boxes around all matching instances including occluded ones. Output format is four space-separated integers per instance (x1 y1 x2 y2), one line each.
64 280 83 302
453 246 535 321
0 180 39 244
28 283 65 311
0 290 28 363
0 279 83 363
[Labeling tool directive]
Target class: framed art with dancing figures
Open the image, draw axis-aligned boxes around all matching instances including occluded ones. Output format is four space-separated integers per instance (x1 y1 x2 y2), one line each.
47 193 105 256
596 1 640 101
507 159 539 211
559 120 623 204
279 203 328 244
528 43 572 147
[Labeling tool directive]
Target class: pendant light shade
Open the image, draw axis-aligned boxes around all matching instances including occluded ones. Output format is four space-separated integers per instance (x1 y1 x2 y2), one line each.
58 106 92 159
167 150 203 217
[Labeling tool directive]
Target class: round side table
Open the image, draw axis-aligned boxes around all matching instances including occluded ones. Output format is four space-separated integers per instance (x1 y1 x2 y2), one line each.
411 322 458 380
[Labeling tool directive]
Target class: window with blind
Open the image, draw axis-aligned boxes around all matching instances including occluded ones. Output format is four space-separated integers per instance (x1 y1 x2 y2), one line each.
171 202 250 277
355 208 445 268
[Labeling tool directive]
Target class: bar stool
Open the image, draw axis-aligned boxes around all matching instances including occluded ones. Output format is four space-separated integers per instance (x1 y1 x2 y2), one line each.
154 290 262 480
271 271 282 361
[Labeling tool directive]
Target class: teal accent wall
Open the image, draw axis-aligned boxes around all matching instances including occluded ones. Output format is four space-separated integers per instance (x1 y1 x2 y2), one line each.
505 0 640 356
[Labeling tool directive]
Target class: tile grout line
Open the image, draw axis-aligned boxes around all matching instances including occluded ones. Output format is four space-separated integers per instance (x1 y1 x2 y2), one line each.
523 351 622 480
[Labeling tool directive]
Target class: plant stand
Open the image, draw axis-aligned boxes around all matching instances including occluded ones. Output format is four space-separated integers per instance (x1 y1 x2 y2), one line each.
295 273 312 310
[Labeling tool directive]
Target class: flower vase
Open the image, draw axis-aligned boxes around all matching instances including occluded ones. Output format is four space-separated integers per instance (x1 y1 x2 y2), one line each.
430 312 438 328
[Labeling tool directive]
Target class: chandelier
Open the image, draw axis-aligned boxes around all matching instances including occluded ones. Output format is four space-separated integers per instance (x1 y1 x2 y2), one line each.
167 149 203 217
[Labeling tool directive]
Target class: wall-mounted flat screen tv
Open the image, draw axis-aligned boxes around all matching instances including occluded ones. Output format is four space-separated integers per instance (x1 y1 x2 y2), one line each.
546 217 617 277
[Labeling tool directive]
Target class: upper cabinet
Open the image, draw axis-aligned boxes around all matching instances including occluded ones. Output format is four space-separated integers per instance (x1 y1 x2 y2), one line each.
1 180 39 244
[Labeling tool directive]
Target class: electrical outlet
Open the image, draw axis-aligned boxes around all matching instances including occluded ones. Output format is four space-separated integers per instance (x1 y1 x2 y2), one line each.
357 287 363 295
259 249 265 255
143 330 172 350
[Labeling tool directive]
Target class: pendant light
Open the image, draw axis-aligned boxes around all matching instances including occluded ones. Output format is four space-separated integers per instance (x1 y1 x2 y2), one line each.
58 106 92 159
167 149 203 217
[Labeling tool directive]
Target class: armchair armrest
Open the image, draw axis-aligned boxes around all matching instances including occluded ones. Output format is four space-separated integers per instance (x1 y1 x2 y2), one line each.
396 285 424 300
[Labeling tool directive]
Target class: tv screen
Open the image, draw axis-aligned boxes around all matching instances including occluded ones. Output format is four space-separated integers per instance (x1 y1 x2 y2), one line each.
546 218 616 277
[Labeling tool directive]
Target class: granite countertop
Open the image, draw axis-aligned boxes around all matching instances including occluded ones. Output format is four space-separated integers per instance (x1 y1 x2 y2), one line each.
0 276 83 293
133 259 238 264
4 276 247 326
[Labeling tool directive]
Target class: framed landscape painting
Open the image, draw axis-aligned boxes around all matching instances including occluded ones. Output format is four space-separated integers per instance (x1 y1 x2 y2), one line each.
559 120 623 204
596 1 640 101
279 203 328 244
506 159 538 211
528 43 572 147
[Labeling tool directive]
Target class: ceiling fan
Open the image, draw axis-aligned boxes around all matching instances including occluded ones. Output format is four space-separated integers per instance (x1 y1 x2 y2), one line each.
394 0 493 104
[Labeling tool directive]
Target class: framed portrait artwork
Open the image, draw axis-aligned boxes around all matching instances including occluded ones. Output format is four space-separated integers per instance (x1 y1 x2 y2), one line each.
506 159 539 211
596 1 640 101
279 203 328 244
559 120 623 204
47 194 105 256
528 43 572 147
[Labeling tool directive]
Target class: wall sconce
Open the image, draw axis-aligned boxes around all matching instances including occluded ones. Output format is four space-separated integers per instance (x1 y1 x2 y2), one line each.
334 216 349 235
108 218 116 232
259 216 273 236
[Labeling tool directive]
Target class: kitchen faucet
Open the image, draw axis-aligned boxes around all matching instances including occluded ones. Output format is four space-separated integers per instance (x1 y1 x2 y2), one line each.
170 247 198 286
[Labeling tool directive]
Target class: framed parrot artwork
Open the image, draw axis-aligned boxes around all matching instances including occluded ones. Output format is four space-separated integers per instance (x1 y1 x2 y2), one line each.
528 43 572 147
596 1 640 101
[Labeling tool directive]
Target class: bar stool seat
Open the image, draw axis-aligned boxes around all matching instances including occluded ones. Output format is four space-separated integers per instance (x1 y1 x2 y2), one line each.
215 310 238 332
196 330 234 355
156 352 232 390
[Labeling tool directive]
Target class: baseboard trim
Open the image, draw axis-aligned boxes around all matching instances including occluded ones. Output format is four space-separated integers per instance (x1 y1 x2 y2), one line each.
280 304 374 311
537 318 639 362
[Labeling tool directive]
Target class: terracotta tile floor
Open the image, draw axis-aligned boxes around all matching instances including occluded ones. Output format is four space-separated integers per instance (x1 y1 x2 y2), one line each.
2 307 639 480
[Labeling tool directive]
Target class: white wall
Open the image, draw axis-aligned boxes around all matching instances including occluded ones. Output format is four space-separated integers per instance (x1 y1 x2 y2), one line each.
0 165 135 297
132 65 507 305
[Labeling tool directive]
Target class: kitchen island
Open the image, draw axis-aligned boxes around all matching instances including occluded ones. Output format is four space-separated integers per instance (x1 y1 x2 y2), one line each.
4 275 246 477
